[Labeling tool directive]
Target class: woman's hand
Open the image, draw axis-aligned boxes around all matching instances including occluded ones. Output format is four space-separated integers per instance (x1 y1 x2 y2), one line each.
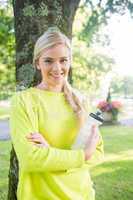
26 132 49 148
84 125 100 161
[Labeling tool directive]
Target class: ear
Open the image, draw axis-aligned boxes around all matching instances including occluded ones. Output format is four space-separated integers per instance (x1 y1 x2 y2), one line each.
36 65 40 70
35 60 40 70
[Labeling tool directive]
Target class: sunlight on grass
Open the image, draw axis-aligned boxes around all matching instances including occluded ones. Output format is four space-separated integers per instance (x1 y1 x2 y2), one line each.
0 141 11 199
91 160 133 200
90 125 133 200
104 149 133 162
0 106 10 119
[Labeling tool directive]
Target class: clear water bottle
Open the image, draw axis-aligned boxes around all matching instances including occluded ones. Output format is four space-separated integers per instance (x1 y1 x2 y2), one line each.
71 111 104 149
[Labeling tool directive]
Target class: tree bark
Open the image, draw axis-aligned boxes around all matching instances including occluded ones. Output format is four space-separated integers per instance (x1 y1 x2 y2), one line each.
8 0 80 199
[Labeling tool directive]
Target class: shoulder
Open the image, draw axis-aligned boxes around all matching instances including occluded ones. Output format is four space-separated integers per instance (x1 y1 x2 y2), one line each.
10 87 33 106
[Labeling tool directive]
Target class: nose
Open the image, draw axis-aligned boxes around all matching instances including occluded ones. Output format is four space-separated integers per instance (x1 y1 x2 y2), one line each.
52 61 62 71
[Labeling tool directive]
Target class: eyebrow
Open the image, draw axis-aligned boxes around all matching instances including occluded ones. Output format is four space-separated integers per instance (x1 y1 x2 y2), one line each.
43 56 68 60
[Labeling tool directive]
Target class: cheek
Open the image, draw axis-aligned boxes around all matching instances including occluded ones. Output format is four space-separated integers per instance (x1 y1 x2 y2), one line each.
64 65 70 75
40 67 50 78
39 63 49 73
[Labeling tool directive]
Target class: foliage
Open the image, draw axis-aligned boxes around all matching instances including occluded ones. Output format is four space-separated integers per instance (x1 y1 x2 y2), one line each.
79 7 107 44
80 0 133 44
111 75 133 98
72 7 115 94
0 2 15 100
23 2 48 17
72 46 114 93
72 1 133 96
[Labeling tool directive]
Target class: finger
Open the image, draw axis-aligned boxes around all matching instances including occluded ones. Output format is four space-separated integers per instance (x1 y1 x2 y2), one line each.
27 140 42 146
92 133 100 142
26 134 32 138
32 134 48 144
91 124 96 132
26 135 38 139
26 133 36 138
26 133 49 146
89 125 96 138
90 131 99 141
26 133 42 139
28 138 42 143
27 137 49 146
31 135 42 139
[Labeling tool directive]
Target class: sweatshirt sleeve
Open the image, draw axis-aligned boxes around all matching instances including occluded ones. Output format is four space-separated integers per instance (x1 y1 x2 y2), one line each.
85 129 104 169
10 93 85 173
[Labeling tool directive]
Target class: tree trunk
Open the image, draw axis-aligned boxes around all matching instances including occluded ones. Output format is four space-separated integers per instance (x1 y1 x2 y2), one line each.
8 0 80 199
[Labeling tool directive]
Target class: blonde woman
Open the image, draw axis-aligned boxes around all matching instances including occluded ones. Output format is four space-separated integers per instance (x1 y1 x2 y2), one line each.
10 27 104 200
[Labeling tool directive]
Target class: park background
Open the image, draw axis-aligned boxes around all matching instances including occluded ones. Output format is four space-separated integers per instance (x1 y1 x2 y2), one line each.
0 0 133 199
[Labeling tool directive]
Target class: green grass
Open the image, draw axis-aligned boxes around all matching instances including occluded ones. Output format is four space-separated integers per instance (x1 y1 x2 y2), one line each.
0 106 10 119
0 141 11 199
91 125 133 200
0 125 133 199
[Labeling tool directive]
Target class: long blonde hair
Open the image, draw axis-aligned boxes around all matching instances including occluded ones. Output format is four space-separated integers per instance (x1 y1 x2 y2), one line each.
33 27 88 129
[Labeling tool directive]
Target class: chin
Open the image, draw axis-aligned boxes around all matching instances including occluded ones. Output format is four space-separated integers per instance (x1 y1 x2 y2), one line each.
48 79 63 87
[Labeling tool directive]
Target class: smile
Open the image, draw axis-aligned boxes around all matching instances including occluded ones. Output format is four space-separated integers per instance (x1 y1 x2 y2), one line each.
49 73 64 78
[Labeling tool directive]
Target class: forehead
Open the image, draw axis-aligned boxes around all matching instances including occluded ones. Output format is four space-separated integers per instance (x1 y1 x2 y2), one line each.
40 44 70 58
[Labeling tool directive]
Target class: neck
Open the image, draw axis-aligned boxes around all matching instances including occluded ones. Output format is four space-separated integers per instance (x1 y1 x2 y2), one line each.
36 81 63 93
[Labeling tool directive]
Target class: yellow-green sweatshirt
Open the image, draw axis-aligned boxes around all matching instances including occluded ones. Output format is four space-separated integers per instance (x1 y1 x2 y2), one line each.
10 87 104 200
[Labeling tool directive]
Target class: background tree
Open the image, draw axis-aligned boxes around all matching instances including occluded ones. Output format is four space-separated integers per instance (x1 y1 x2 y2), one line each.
111 75 133 98
0 3 15 100
72 2 115 98
72 0 133 97
79 0 133 44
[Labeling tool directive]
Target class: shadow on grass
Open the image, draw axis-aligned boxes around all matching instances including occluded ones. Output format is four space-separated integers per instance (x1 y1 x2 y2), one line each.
92 160 133 200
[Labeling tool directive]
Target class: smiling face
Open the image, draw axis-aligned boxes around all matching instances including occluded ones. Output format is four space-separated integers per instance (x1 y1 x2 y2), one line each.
36 44 71 91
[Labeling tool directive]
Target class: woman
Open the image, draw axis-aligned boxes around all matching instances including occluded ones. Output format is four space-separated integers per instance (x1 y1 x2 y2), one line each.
10 27 104 200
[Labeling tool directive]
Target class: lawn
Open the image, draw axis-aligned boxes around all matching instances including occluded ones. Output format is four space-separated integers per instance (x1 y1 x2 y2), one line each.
0 106 10 119
91 125 133 200
0 125 133 199
0 140 11 199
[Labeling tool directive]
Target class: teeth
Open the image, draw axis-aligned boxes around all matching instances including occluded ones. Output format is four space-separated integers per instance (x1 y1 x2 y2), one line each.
50 73 64 75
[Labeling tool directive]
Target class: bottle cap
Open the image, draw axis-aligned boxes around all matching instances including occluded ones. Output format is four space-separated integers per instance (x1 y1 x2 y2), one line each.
89 111 104 123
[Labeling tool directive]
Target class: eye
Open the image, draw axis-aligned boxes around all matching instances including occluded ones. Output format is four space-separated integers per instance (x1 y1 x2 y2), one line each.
44 60 51 63
44 59 52 64
60 58 68 63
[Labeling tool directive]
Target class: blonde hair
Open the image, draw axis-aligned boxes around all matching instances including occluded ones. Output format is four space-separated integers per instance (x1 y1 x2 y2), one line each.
33 27 88 129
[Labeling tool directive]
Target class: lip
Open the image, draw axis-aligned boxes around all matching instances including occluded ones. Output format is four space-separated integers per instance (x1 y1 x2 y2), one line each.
49 73 64 78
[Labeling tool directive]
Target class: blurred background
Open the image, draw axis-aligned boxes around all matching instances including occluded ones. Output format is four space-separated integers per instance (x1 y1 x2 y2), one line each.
0 0 133 199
